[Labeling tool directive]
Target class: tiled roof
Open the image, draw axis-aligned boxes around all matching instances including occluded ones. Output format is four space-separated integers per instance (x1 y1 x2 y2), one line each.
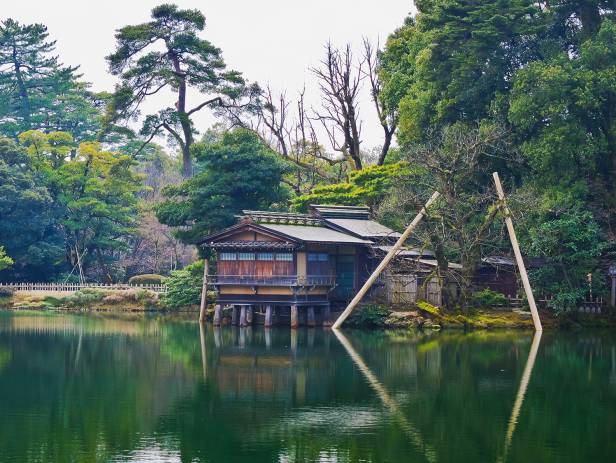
258 224 372 244
325 218 401 239
310 204 371 220
241 210 322 226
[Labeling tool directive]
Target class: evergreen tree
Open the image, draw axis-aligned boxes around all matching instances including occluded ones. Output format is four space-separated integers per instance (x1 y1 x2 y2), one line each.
106 3 247 177
0 19 101 141
157 128 289 243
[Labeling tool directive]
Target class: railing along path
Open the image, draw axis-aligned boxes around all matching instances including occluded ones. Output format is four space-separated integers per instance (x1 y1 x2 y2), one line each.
0 282 167 293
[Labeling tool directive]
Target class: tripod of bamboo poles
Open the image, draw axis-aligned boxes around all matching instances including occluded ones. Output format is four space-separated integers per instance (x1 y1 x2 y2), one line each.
332 173 542 332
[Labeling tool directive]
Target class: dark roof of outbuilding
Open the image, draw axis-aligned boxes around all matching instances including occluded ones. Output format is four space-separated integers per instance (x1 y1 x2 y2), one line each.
310 204 371 220
258 223 371 245
325 218 401 239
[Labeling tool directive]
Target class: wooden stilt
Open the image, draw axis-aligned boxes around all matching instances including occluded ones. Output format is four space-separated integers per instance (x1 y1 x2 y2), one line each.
246 305 253 325
333 191 441 329
264 305 273 327
307 306 316 327
213 326 222 348
611 276 616 307
231 305 239 325
198 259 209 322
290 304 299 329
493 172 542 332
322 303 332 327
239 305 247 327
213 304 222 326
265 328 272 349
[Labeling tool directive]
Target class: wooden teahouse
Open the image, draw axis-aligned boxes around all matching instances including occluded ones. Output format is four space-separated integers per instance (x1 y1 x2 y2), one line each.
200 205 437 327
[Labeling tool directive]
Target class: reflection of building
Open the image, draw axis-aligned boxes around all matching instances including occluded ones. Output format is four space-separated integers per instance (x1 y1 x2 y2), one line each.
200 205 440 327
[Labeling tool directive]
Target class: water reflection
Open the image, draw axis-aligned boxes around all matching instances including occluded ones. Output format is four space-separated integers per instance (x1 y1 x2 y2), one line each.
0 312 614 463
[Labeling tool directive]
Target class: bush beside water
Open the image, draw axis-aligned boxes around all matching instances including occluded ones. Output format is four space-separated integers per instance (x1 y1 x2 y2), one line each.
128 274 164 285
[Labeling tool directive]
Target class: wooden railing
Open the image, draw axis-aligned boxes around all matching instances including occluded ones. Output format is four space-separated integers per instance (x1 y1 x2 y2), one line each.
0 282 168 293
501 295 605 313
210 275 336 287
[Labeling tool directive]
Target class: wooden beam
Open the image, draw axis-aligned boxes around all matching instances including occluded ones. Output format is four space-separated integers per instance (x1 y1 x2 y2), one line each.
199 259 209 322
493 172 542 332
332 191 441 330
291 304 299 329
264 305 273 327
213 304 222 326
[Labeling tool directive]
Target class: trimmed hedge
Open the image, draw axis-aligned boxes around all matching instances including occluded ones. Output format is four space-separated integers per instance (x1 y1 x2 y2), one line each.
128 274 164 285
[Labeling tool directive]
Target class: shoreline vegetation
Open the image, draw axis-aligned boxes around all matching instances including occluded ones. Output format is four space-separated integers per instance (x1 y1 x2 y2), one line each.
1 289 612 331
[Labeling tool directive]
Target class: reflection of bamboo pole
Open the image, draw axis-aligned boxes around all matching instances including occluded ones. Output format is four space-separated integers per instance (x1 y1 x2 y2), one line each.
199 321 207 381
333 330 437 463
497 330 542 463
493 173 542 332
333 191 440 329
199 260 209 322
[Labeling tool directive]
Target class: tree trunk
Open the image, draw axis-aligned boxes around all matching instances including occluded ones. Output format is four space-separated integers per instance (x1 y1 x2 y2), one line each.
13 57 31 131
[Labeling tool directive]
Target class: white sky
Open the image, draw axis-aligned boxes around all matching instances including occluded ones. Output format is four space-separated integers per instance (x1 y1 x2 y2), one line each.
3 1 416 152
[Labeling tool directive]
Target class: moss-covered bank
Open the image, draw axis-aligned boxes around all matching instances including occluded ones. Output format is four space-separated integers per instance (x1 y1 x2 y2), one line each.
346 302 615 331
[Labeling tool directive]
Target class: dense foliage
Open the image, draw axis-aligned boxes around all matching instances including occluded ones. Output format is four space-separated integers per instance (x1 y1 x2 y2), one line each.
157 128 289 243
0 2 613 311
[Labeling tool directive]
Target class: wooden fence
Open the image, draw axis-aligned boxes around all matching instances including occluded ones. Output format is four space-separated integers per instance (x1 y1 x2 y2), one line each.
500 294 605 313
0 282 167 293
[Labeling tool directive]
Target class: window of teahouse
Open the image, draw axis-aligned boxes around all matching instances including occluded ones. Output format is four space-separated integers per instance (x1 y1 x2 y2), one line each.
275 252 293 261
238 252 256 260
219 252 236 261
257 252 274 261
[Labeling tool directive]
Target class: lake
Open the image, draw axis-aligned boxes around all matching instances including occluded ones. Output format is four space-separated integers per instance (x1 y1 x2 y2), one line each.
0 311 614 462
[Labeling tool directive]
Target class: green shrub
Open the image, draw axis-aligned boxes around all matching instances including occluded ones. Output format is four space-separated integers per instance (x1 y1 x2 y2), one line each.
416 301 441 316
163 260 212 310
129 274 164 285
63 289 107 306
346 304 390 327
471 288 508 308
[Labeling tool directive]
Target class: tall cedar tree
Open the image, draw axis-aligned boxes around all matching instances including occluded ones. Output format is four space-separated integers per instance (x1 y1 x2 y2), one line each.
106 4 246 177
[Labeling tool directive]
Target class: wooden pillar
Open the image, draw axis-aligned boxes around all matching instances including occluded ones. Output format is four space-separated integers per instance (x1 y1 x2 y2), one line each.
213 326 222 348
322 303 332 327
291 304 299 329
264 305 273 327
246 305 253 325
239 305 247 327
307 306 316 327
213 304 222 326
231 305 239 326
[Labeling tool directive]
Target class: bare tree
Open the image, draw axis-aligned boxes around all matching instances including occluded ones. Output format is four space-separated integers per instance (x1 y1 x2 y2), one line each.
362 38 398 166
378 125 520 310
312 42 364 170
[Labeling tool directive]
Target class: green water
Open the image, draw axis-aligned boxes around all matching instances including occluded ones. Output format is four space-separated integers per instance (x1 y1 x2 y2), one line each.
0 312 614 462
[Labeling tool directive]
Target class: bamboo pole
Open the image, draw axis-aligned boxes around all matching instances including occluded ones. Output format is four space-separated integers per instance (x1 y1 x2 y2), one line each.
332 191 441 330
199 259 209 322
492 172 542 332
